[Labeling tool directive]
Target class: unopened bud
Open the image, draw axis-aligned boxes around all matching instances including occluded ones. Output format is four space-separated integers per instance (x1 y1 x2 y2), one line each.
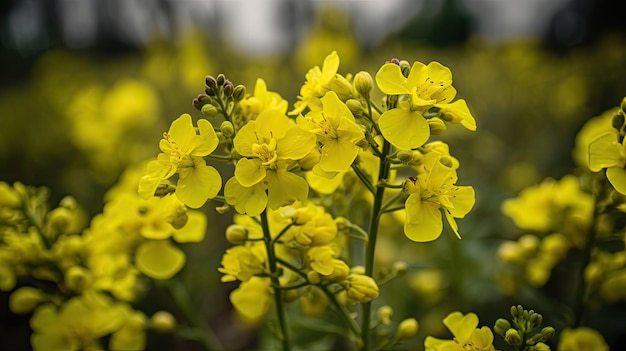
307 270 321 285
225 224 248 244
193 94 211 110
201 104 218 117
540 326 555 341
397 150 414 163
505 328 522 346
354 71 373 97
151 310 176 333
392 261 408 276
216 74 226 86
346 99 363 117
396 318 419 339
205 75 218 90
9 287 46 314
399 60 411 78
377 305 393 325
428 118 447 135
494 318 511 337
223 81 234 97
621 97 626 114
220 121 235 137
389 58 401 65
233 85 246 101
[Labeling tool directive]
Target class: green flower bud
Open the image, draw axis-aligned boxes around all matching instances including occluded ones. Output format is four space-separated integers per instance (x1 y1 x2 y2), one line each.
505 328 522 346
220 121 235 138
428 118 447 135
621 97 626 113
399 60 411 78
346 99 364 117
397 150 414 163
225 224 248 244
201 104 218 118
170 208 188 230
216 73 226 86
396 318 419 340
233 85 246 101
9 287 46 314
494 318 511 337
612 112 625 131
353 71 373 97
392 261 408 276
386 95 398 109
151 310 176 333
540 326 555 341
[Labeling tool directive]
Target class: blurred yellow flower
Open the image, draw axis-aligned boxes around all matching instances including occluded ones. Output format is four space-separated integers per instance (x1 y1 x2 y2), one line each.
230 277 273 324
558 327 609 351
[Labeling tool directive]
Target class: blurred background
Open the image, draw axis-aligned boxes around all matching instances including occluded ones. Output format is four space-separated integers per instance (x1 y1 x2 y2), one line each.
1 0 626 350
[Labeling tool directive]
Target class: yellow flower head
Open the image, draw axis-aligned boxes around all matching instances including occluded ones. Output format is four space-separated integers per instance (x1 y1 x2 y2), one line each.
230 277 273 324
558 327 609 351
239 78 289 121
226 110 316 215
424 311 495 351
375 61 476 150
588 131 626 194
403 153 475 242
291 51 353 115
139 114 222 208
297 91 365 174
218 244 267 282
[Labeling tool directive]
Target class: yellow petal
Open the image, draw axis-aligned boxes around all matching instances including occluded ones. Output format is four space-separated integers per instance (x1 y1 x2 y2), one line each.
230 277 272 323
404 195 443 242
375 63 409 95
276 125 316 160
439 99 477 131
443 311 478 341
318 137 359 172
176 159 222 208
379 108 429 150
135 240 185 280
588 132 624 171
172 210 207 243
138 156 171 199
321 91 355 122
234 158 266 187
192 118 219 156
607 167 626 195
168 114 195 152
266 171 309 209
224 177 268 216
321 51 340 81
449 185 475 218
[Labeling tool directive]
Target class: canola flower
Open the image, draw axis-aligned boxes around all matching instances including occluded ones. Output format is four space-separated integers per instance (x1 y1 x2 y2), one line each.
424 311 495 351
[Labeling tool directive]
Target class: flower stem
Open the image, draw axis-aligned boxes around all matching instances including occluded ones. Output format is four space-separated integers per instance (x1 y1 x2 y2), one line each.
361 139 392 351
261 209 291 351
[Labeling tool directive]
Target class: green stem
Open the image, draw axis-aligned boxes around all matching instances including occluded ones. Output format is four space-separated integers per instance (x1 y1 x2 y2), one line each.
165 278 223 351
261 209 291 351
361 139 392 351
206 154 233 163
351 164 376 195
320 285 362 339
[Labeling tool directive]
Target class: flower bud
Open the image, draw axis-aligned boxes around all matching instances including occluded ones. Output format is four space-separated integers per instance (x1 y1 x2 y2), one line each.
345 274 379 303
225 224 248 244
399 60 411 78
540 326 555 341
307 270 321 285
397 150 414 163
9 287 46 314
282 289 300 303
428 118 447 135
216 74 226 86
233 85 246 101
346 99 364 117
353 71 373 97
223 80 234 97
505 328 522 346
621 97 626 114
220 121 235 138
396 318 418 340
494 318 511 337
151 310 176 333
205 75 218 90
64 265 91 292
392 261 408 277
530 342 551 351
389 58 400 65
193 94 211 110
329 74 355 101
377 305 393 325
201 104 218 118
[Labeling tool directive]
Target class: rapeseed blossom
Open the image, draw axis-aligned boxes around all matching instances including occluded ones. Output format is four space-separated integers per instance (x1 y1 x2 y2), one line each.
139 113 222 208
375 61 476 150
588 131 626 194
239 78 289 121
424 312 495 351
403 153 475 242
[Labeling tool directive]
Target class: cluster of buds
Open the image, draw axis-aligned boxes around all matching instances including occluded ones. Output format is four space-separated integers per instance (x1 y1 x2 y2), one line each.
192 73 246 118
494 305 555 350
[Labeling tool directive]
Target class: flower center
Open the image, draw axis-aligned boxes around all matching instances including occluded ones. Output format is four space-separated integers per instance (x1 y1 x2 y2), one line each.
251 137 278 165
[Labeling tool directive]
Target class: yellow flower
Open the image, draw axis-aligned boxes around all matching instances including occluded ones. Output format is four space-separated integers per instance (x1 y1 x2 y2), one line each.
139 113 222 208
291 51 353 115
375 61 476 149
30 293 126 351
403 154 475 242
218 244 267 282
135 240 186 280
297 91 365 174
226 109 315 215
588 131 626 194
230 277 273 324
558 327 609 351
240 78 288 121
424 311 495 351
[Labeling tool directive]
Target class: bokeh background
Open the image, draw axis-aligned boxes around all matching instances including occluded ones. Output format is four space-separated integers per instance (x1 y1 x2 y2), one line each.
1 0 626 350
